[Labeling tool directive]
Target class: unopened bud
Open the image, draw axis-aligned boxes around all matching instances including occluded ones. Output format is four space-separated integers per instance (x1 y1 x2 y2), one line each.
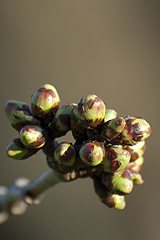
20 125 46 148
104 109 117 123
100 117 126 140
103 145 131 173
79 141 105 166
71 114 88 140
6 138 37 160
51 103 76 137
54 142 76 167
102 170 133 194
127 157 144 173
129 171 144 185
74 94 106 127
4 100 38 131
102 193 126 210
124 140 146 161
121 116 151 144
31 84 60 118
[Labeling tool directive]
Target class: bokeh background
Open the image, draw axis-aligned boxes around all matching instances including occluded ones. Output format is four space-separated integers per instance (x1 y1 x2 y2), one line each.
0 0 159 239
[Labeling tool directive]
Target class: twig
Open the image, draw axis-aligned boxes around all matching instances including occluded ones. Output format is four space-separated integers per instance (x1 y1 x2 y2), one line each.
0 169 64 223
0 167 93 224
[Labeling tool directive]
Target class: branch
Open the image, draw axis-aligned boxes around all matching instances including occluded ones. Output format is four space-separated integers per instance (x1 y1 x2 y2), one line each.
0 167 92 224
0 169 64 224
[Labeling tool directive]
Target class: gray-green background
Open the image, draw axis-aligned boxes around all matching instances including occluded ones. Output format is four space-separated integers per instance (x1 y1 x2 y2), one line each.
0 1 159 240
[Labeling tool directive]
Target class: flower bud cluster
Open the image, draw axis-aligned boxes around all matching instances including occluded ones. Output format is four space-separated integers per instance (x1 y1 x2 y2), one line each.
5 83 151 210
5 84 60 160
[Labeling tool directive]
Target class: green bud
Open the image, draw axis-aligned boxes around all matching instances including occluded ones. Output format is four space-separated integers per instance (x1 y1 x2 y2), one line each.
52 103 77 137
71 114 88 140
127 157 144 173
54 142 76 167
20 125 46 148
102 193 126 210
31 84 60 118
104 109 117 123
129 171 144 185
4 100 38 131
123 140 146 161
121 116 151 144
102 170 133 194
100 117 126 140
6 138 37 160
79 141 105 166
93 177 126 209
74 94 106 127
103 145 131 173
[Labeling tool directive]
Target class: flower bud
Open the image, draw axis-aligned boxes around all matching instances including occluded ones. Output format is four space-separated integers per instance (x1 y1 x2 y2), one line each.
102 193 126 210
93 177 126 209
74 94 106 127
4 100 38 131
123 140 146 161
100 117 126 140
20 125 46 148
6 138 37 160
31 84 60 118
104 109 117 123
103 145 131 173
53 142 76 167
71 114 88 140
102 170 133 195
121 116 151 144
129 171 144 185
127 157 144 173
79 141 105 166
51 103 76 137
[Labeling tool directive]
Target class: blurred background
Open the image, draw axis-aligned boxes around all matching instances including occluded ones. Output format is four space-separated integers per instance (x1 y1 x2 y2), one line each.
0 0 159 239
